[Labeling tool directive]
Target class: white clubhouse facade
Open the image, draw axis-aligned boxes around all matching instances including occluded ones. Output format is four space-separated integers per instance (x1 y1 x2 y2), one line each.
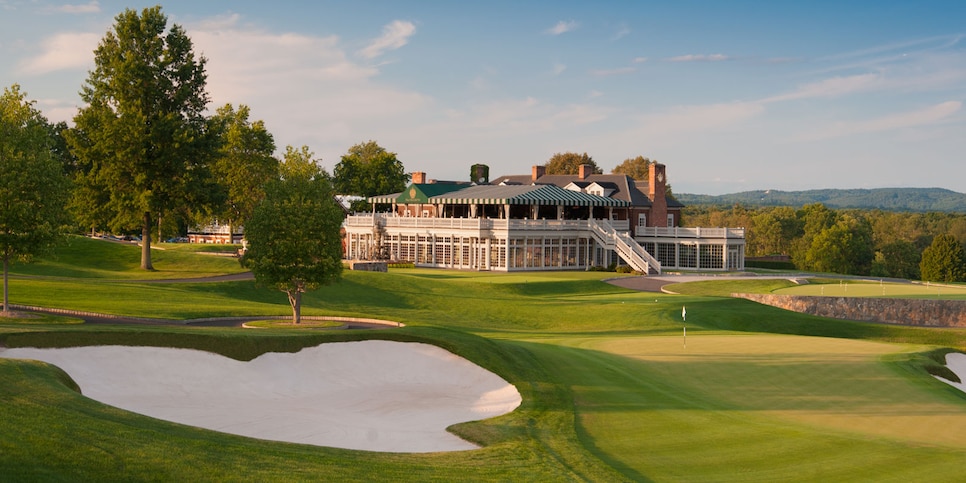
343 163 745 274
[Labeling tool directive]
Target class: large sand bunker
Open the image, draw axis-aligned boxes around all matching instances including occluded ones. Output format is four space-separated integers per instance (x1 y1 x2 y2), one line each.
0 340 522 453
936 352 966 394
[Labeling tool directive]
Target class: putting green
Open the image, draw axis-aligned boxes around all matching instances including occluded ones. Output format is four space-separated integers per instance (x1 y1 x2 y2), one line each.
775 281 966 299
529 333 966 481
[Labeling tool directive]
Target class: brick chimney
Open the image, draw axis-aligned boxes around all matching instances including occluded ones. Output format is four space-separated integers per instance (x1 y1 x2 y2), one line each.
412 171 426 184
648 163 667 227
532 165 546 182
578 164 593 180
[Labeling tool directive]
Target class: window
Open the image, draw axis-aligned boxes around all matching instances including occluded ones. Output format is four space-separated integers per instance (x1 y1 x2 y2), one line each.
667 214 674 227
638 213 647 228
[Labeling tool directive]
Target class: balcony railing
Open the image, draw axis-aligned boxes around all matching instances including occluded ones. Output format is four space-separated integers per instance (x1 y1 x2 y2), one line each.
344 215 629 232
345 215 743 240
636 226 745 239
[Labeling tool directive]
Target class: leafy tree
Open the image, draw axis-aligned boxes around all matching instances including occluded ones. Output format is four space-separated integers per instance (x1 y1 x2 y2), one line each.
209 104 278 240
544 152 602 175
803 214 873 275
611 155 652 180
333 140 409 212
66 6 213 270
0 85 70 315
791 203 837 268
920 234 966 282
871 240 921 280
241 146 344 324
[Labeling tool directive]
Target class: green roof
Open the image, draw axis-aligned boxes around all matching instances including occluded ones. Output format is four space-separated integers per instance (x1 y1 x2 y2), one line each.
369 183 468 204
429 184 628 207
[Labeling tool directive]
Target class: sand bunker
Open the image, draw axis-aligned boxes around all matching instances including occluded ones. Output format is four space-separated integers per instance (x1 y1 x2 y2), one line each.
936 352 966 394
0 340 521 453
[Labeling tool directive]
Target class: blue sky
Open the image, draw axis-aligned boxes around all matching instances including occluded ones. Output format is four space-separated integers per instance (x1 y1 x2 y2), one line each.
2 1 965 194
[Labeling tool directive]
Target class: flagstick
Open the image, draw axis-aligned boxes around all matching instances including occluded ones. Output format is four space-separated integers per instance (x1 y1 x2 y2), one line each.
683 325 686 349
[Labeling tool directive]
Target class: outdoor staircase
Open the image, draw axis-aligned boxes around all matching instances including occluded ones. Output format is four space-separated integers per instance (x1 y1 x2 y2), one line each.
588 219 661 275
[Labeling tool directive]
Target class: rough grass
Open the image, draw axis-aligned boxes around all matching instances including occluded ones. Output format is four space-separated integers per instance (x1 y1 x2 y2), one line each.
2 242 966 481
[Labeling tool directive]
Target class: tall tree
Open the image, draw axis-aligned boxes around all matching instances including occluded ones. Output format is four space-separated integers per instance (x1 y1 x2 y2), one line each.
209 104 278 241
920 234 966 282
804 214 873 275
333 140 409 211
544 152 602 175
66 6 213 270
0 85 70 315
871 240 921 280
242 146 344 324
611 155 652 180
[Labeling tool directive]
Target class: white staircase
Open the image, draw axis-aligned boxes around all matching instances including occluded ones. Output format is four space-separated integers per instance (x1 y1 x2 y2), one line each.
588 219 661 274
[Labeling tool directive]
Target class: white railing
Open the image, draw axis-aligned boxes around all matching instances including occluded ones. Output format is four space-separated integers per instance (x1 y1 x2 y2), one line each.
345 215 630 233
589 219 661 274
636 226 745 239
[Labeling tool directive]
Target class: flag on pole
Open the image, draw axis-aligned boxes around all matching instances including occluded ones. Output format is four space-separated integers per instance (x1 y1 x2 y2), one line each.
682 306 686 322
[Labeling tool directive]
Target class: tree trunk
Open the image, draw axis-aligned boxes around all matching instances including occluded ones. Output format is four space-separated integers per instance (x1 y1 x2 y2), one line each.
141 211 154 270
287 289 302 324
2 254 9 316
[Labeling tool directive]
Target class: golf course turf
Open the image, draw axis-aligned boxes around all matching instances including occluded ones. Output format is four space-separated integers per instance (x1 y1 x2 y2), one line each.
2 236 966 481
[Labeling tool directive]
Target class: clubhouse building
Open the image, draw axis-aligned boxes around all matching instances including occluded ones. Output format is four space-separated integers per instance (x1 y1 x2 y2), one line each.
343 163 745 274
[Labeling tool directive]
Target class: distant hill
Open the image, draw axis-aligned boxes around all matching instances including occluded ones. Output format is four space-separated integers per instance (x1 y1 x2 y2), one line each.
676 188 966 213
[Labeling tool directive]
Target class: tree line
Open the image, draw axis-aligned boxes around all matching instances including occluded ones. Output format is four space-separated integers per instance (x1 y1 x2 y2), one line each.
683 204 966 282
0 6 409 322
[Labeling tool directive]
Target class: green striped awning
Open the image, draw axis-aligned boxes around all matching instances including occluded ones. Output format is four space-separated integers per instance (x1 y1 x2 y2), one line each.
369 192 402 204
428 184 628 207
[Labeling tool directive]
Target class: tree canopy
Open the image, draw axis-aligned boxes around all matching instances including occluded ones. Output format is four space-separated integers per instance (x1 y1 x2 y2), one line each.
333 140 408 211
611 155 652 180
920 234 966 282
241 146 344 324
66 6 213 270
209 104 278 237
544 152 602 175
0 85 70 315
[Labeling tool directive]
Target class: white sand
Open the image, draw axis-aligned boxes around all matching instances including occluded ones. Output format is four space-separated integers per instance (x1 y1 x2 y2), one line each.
936 352 966 394
0 340 521 453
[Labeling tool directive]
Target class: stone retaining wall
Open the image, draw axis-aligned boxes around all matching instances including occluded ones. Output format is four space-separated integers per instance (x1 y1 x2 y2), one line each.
733 294 966 328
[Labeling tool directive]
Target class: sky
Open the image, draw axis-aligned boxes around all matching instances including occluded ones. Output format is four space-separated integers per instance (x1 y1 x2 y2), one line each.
2 1 965 195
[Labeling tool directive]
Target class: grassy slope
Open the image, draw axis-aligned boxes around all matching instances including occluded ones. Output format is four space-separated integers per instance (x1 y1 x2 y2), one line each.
2 244 966 481
8 235 244 280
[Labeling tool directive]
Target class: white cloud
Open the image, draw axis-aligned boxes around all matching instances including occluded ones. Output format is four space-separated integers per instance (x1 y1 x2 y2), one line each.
45 1 100 14
187 15 430 167
546 20 578 35
667 54 730 62
18 31 99 74
632 56 647 64
590 67 636 77
358 20 416 59
552 63 566 76
762 73 882 103
798 101 962 141
612 24 630 40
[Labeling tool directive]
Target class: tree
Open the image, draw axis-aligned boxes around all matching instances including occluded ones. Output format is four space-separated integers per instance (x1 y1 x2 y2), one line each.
333 140 409 212
241 146 344 324
66 6 213 270
803 214 873 275
209 104 278 241
544 152 602 175
0 85 70 315
920 234 966 282
611 155 652 180
871 240 921 280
